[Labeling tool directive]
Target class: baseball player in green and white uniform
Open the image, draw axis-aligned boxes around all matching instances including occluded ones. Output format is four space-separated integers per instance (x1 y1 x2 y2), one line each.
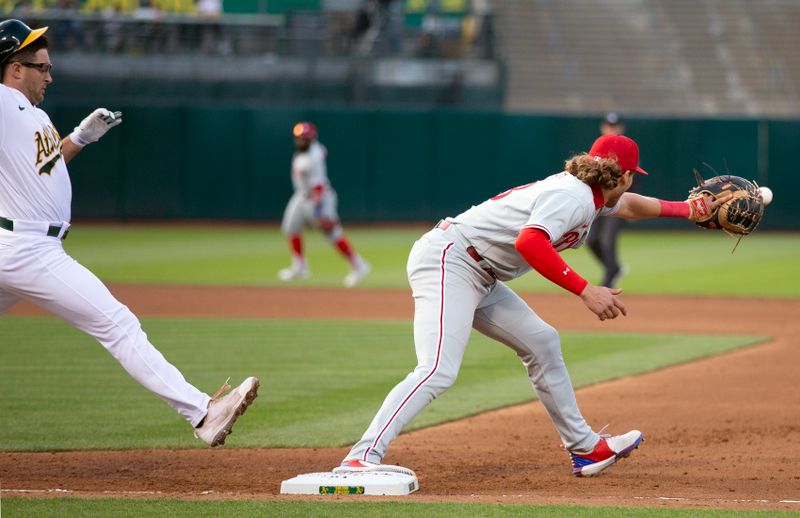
0 19 258 446
333 134 727 477
279 122 371 287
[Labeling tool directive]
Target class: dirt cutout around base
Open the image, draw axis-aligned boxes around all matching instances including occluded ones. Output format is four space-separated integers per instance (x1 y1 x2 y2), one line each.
4 286 800 511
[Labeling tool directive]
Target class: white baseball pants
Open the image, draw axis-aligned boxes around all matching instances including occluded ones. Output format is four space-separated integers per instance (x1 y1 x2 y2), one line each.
343 224 600 464
0 229 210 426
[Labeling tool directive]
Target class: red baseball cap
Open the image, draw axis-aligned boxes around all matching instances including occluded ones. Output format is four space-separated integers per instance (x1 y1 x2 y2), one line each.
293 121 317 140
589 134 648 175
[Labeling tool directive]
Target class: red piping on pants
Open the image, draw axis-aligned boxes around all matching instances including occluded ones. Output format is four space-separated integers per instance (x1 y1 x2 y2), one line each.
362 241 454 461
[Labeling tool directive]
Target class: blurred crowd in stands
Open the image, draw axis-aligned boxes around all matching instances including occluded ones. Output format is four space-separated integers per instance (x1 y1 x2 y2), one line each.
3 0 495 59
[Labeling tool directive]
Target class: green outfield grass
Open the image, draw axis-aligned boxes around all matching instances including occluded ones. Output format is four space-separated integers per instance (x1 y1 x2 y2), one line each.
1 224 792 516
0 316 765 451
0 498 784 518
61 224 800 296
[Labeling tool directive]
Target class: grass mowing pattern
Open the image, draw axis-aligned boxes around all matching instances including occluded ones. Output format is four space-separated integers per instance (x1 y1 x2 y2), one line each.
2 224 791 514
0 497 785 517
0 316 766 451
60 225 800 296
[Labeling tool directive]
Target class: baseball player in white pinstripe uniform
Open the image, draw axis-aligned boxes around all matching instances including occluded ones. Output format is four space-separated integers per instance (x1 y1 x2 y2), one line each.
0 19 258 447
332 134 727 478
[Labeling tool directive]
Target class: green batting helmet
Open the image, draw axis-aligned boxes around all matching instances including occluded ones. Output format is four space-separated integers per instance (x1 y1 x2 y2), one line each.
0 19 48 65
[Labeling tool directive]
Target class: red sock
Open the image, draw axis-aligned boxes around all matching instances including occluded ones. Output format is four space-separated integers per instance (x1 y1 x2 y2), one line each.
289 235 303 256
334 236 355 261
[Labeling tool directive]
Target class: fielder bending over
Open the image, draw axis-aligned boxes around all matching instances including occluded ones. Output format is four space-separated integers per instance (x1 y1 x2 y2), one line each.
0 20 258 447
333 134 728 477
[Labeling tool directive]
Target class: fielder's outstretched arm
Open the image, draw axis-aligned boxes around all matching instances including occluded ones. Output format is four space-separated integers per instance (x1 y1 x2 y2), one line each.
612 192 731 222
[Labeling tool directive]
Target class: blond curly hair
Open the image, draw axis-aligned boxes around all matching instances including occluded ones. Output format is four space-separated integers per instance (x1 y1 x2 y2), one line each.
564 154 625 190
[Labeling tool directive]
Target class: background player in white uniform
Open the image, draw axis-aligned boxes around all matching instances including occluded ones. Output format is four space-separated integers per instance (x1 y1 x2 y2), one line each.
332 134 727 477
0 19 258 447
279 121 371 287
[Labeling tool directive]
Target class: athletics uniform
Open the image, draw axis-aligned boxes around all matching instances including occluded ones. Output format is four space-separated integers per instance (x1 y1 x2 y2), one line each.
0 82 211 425
0 16 259 447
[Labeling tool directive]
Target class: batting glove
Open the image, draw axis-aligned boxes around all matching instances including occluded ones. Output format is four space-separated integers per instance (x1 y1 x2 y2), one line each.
69 108 123 147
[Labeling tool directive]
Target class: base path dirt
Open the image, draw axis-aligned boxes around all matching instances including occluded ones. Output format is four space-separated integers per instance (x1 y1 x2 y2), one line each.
4 286 799 511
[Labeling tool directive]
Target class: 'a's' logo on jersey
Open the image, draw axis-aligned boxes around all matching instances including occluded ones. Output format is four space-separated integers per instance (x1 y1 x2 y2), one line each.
34 124 62 173
38 153 62 176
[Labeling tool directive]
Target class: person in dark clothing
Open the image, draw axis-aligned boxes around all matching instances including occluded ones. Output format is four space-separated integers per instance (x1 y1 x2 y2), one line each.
587 112 634 287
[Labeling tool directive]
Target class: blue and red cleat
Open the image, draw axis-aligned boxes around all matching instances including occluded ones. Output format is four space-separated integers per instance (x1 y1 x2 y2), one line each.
570 430 644 477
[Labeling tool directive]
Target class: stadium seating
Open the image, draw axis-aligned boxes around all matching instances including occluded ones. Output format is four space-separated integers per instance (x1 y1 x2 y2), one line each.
497 0 800 116
12 1 800 115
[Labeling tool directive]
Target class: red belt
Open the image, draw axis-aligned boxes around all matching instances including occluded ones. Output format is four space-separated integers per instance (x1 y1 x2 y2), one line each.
435 220 496 279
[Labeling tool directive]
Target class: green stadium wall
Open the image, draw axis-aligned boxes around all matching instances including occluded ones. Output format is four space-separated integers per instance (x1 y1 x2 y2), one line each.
45 105 796 229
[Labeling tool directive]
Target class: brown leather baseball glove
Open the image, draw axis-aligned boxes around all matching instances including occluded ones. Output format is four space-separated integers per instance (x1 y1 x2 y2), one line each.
687 171 765 236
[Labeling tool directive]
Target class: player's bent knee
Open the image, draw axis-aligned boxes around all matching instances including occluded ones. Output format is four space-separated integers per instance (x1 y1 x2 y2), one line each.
541 323 559 342
324 225 343 241
523 324 561 361
424 369 458 393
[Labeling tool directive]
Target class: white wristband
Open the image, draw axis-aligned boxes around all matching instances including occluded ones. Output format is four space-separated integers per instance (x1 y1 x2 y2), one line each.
69 132 89 147
70 108 123 148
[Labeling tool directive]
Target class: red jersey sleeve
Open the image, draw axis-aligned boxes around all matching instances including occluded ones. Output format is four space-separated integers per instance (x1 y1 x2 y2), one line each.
515 227 588 295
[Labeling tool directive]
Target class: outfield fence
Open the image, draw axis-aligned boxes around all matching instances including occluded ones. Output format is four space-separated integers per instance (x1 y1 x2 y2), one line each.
48 106 796 229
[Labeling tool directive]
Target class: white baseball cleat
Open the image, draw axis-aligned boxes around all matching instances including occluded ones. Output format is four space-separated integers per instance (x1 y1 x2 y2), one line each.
343 260 371 288
333 459 416 477
195 376 260 447
278 265 310 282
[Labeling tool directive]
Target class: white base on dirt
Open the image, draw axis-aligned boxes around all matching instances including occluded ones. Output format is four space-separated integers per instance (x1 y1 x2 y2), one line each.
280 471 419 495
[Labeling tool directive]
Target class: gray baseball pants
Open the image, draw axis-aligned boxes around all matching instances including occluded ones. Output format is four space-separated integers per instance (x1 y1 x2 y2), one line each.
343 224 600 464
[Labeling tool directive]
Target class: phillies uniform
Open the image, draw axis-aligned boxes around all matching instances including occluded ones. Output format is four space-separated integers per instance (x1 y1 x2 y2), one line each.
281 140 340 235
0 83 212 426
341 171 619 465
279 123 370 287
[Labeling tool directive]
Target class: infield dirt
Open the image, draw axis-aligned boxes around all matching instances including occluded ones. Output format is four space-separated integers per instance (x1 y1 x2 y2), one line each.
4 286 799 511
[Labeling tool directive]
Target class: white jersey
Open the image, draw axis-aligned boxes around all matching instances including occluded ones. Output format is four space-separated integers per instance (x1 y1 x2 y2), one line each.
0 84 71 223
291 141 330 197
452 172 617 281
